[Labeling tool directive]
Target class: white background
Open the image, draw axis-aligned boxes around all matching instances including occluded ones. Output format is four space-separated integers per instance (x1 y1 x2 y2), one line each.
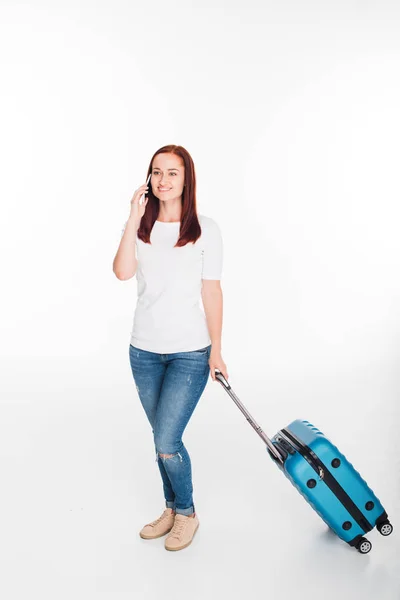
1 0 399 598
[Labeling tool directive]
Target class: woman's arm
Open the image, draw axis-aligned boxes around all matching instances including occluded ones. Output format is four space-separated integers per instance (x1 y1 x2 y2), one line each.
113 217 140 280
201 280 223 351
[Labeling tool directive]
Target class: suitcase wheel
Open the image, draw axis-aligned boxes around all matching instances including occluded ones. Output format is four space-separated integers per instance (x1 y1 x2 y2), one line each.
356 537 372 554
377 520 393 536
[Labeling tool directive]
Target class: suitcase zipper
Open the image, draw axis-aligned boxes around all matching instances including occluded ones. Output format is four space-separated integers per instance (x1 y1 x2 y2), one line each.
278 430 324 478
280 428 373 534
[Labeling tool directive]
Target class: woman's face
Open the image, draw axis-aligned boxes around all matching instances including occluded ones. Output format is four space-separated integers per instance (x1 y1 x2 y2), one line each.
151 153 185 201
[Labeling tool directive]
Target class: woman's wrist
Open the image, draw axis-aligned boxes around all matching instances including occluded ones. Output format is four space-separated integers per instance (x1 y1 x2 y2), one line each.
128 215 140 230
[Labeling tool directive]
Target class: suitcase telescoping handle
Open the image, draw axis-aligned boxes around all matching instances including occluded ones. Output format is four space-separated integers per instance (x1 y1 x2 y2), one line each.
214 369 285 466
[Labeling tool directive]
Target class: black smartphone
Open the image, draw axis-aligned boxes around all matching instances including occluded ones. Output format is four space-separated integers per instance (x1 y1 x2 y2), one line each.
140 173 152 205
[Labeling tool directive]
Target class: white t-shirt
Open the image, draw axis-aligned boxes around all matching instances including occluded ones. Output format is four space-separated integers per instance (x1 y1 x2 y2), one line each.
120 214 223 353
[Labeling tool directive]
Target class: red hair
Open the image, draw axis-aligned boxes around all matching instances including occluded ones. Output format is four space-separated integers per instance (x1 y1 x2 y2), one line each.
137 145 202 247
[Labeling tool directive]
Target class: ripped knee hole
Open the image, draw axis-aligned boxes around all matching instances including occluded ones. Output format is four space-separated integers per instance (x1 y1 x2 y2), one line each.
157 451 183 462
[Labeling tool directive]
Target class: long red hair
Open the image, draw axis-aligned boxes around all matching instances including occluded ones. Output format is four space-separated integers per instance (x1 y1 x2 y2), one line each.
137 145 202 247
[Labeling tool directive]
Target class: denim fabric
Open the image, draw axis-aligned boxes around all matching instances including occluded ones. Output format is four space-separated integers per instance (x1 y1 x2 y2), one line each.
128 343 212 516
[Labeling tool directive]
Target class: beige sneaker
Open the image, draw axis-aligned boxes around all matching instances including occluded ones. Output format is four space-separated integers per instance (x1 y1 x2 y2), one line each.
164 513 200 551
139 508 176 539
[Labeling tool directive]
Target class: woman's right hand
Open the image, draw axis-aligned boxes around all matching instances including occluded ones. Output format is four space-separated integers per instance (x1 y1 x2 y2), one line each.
129 181 149 224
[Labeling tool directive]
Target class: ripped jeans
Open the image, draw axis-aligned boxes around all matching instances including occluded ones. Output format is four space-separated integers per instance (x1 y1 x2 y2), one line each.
128 343 212 516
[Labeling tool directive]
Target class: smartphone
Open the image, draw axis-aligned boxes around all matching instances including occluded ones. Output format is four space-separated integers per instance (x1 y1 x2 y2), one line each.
140 173 152 205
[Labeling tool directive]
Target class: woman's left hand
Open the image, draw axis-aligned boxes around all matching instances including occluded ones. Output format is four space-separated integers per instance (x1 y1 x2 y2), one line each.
209 348 229 381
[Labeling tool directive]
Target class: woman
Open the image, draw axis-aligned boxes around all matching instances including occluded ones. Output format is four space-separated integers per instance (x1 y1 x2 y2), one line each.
113 144 229 552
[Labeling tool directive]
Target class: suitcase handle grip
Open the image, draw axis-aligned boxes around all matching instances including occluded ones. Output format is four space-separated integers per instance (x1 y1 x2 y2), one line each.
214 369 285 466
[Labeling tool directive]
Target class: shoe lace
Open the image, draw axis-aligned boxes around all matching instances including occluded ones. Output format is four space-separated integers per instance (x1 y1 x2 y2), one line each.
169 516 188 538
148 509 172 528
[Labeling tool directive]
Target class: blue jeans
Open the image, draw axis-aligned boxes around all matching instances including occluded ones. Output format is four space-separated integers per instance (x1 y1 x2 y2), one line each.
128 343 212 516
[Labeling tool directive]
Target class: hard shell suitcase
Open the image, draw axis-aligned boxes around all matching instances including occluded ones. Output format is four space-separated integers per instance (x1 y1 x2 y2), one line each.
214 370 393 554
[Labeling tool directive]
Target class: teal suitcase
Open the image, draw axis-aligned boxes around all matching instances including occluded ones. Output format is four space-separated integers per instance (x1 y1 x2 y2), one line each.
215 370 393 554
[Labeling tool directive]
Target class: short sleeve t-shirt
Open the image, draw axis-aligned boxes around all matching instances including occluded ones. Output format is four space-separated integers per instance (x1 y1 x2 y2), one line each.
120 214 223 353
